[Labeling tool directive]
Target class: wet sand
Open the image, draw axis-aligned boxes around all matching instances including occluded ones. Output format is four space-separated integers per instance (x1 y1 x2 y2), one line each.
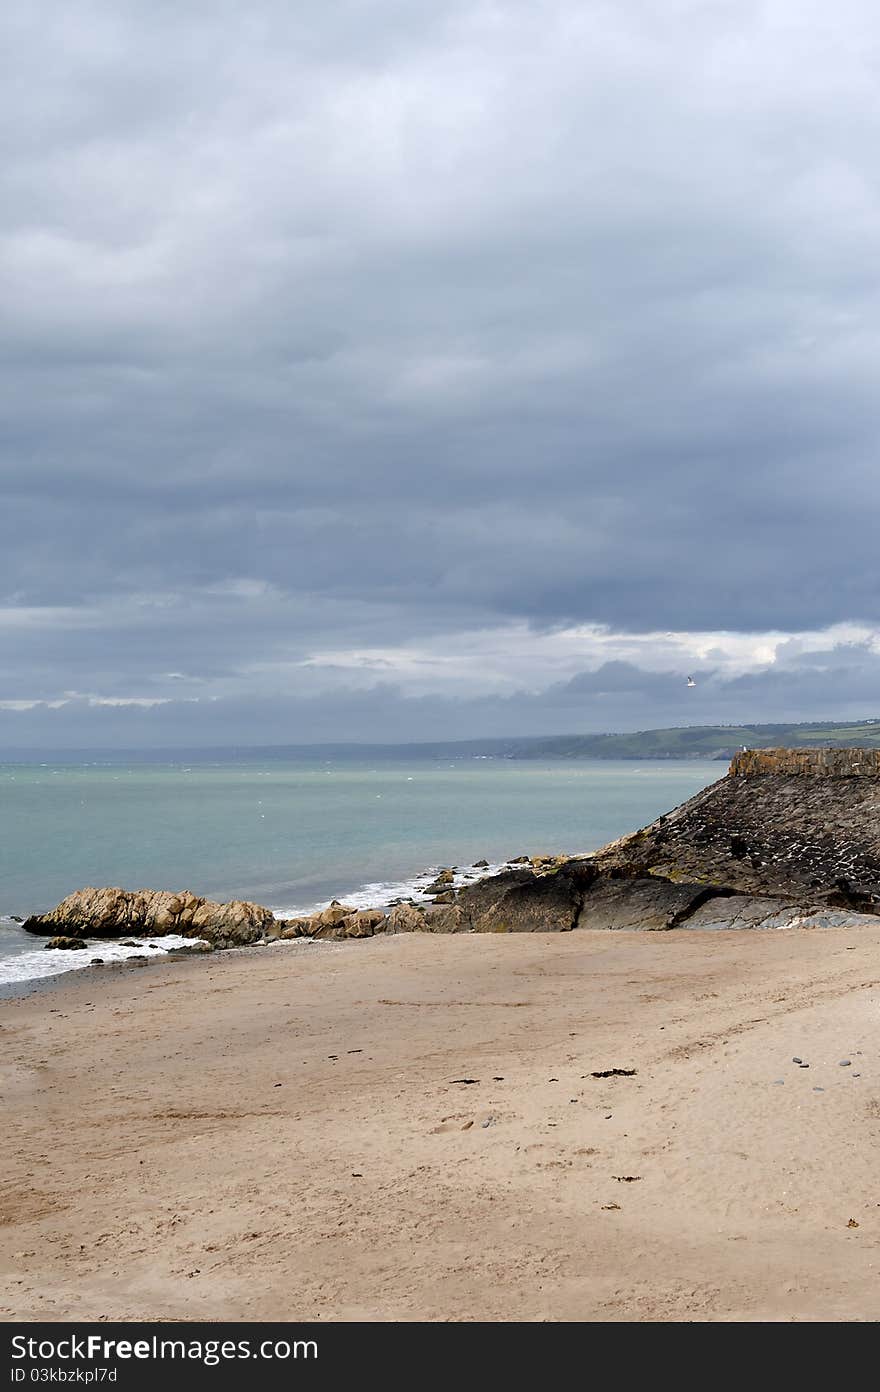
2 927 880 1322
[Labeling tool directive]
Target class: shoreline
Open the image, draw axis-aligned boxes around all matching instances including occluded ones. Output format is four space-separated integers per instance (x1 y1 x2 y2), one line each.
3 924 879 1322
0 852 571 1000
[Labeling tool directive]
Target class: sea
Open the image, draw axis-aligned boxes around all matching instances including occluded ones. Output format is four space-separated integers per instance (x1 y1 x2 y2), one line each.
0 753 725 992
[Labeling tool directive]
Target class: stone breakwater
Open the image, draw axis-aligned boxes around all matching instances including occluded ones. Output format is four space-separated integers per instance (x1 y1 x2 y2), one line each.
730 747 880 777
598 745 880 909
23 748 880 947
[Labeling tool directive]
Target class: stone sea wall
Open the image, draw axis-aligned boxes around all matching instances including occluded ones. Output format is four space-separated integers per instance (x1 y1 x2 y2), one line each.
730 747 880 777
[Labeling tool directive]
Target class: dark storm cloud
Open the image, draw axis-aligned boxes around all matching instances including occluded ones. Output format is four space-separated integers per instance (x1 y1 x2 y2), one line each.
3 2 880 741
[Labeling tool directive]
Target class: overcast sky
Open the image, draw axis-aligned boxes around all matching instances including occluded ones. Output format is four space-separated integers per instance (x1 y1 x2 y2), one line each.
3 1 880 748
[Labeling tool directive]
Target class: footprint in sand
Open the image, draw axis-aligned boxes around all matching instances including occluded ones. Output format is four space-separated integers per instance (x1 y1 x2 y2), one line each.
430 1112 504 1133
430 1113 472 1133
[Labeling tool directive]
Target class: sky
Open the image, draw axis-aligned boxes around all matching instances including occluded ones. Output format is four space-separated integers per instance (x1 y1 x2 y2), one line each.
4 0 880 748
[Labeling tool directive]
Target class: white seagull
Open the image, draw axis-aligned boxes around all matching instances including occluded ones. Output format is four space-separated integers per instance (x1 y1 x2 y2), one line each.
686 676 696 688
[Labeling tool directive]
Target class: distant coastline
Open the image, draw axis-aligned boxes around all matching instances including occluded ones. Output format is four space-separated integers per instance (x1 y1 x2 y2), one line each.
4 716 880 764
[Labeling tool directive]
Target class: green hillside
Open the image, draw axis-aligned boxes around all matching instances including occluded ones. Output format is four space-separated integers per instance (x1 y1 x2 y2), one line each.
507 719 880 760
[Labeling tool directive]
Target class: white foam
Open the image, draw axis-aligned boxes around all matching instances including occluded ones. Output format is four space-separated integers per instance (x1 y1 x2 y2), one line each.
272 860 512 921
0 934 207 988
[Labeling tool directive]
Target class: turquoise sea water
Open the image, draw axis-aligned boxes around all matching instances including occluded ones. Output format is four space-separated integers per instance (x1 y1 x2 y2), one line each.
0 754 724 988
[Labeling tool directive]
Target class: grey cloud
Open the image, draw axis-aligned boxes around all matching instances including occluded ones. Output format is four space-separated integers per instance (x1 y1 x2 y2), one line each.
4 643 880 751
3 2 880 740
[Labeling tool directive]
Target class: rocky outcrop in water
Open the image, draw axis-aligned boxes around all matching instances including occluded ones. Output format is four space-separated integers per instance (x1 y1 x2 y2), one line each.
23 887 275 948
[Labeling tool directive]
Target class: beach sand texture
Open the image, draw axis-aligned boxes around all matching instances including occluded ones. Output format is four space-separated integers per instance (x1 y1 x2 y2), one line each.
2 927 880 1322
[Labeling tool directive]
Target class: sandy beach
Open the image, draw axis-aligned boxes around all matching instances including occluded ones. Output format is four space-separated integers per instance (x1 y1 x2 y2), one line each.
2 926 880 1323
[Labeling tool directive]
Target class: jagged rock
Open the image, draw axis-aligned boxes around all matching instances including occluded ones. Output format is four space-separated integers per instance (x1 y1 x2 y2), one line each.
508 855 530 864
472 859 489 868
576 875 717 932
23 887 275 948
424 869 455 894
278 917 315 940
387 902 426 933
430 890 455 903
453 867 536 921
793 908 880 929
679 897 879 932
677 895 799 931
312 907 388 940
824 878 880 911
45 936 89 950
342 908 387 938
315 901 358 927
421 903 466 933
458 862 596 933
529 854 567 872
310 921 340 940
166 941 214 954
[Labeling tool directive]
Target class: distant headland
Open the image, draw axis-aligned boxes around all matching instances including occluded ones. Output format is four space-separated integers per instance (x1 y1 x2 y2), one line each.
6 716 880 764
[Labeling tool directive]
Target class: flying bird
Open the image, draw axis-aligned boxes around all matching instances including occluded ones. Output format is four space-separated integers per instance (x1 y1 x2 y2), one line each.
686 676 696 688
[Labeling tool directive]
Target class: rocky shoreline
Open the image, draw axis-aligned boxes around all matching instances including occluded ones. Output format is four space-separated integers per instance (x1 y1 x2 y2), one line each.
22 748 880 954
21 853 576 952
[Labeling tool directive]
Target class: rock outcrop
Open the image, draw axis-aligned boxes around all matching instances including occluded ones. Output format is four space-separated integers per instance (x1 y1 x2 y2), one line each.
424 869 455 895
591 746 880 907
368 745 880 935
575 876 719 932
279 902 393 941
387 902 427 933
24 887 275 948
455 862 596 932
278 917 316 940
313 907 387 940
